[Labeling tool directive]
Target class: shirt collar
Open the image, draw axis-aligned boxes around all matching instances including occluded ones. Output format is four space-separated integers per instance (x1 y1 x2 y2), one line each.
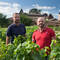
38 26 48 33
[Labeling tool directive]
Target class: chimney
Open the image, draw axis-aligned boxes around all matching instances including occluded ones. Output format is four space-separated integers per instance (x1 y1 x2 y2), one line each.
58 12 60 21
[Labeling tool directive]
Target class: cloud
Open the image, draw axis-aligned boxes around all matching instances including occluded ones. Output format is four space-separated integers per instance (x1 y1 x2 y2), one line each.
12 3 20 8
59 10 60 12
41 11 50 14
52 13 58 18
0 2 11 6
32 4 56 10
53 14 58 16
24 9 30 13
41 10 58 18
0 2 21 18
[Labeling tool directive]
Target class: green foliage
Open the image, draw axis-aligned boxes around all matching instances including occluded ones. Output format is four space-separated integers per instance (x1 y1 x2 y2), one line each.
49 40 60 60
29 8 41 14
0 35 46 60
20 14 33 26
0 13 12 27
0 26 60 60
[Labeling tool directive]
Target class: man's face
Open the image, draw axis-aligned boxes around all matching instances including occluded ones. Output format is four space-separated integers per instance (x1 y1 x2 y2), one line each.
13 13 20 24
37 17 45 28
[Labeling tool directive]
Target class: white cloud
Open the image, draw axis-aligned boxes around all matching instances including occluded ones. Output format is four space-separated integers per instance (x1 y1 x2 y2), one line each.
59 10 60 12
0 2 21 18
41 11 58 18
53 13 58 18
32 4 56 10
13 3 20 8
24 9 30 13
41 11 50 14
0 2 11 6
53 14 58 16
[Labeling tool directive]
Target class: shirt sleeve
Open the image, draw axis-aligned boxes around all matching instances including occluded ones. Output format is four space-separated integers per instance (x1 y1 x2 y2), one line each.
50 29 55 37
6 26 12 37
32 32 36 43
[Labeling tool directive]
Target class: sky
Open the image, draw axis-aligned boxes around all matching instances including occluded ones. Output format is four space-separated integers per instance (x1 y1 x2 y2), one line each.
0 0 60 18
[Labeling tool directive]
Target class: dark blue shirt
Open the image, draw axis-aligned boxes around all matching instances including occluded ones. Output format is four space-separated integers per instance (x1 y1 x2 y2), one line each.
6 24 26 43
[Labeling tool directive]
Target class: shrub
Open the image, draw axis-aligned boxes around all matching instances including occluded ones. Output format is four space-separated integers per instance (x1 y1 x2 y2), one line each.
20 14 33 26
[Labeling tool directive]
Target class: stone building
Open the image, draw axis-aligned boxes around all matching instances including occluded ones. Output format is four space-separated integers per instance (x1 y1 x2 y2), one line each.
8 9 60 26
58 12 60 21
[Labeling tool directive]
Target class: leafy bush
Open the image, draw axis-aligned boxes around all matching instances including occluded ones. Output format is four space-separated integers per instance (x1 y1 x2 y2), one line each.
0 13 12 27
0 35 47 60
0 26 60 60
20 14 33 26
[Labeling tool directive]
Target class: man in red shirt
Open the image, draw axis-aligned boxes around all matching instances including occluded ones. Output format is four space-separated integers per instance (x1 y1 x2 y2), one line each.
32 16 56 60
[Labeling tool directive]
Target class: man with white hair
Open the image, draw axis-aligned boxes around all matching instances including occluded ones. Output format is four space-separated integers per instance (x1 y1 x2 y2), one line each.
32 16 56 60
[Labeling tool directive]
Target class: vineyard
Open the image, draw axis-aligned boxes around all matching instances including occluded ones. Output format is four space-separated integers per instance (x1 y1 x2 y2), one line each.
0 26 60 60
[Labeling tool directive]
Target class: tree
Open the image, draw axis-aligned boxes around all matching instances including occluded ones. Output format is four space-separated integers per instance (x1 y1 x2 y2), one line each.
29 8 41 14
43 13 48 17
0 13 11 27
48 14 54 19
20 14 33 26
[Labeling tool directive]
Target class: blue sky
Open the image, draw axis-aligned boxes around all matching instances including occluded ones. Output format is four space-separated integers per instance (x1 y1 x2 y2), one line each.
0 0 60 18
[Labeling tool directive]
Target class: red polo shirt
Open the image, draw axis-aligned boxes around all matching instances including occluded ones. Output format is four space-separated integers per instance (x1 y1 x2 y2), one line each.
32 27 55 53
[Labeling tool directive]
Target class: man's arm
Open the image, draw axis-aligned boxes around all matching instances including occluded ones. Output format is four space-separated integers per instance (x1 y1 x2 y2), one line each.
6 36 10 45
23 24 26 37
50 28 56 40
52 35 56 40
52 34 56 46
32 32 36 43
6 25 12 45
50 28 57 46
